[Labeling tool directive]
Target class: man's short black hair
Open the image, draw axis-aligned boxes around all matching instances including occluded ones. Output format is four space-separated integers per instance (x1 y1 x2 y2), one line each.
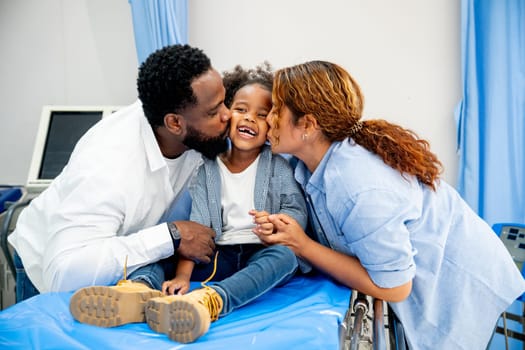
137 44 212 128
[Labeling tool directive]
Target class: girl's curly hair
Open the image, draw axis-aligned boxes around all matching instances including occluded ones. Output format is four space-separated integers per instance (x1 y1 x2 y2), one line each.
222 62 274 108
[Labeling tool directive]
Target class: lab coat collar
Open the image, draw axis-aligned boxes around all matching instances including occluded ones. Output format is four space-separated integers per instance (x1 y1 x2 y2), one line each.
135 100 167 173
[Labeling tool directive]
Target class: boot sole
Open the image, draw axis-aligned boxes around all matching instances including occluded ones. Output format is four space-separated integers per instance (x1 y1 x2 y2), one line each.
69 286 163 327
145 297 210 343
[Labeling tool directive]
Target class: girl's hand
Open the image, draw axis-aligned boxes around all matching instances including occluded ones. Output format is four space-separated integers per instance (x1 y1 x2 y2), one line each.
162 277 190 295
255 213 311 256
249 209 274 236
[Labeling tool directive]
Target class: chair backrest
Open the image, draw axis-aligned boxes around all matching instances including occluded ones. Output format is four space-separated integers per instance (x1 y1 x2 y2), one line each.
0 187 22 214
492 223 525 302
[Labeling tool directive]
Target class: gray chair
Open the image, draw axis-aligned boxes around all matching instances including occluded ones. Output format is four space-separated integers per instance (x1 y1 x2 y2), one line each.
0 199 31 285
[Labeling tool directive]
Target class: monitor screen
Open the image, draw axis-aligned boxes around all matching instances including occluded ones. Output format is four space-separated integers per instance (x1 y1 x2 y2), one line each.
25 105 121 194
39 111 103 180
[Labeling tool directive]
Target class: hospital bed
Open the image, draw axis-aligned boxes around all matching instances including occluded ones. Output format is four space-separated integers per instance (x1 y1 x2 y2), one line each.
1 200 406 350
1 202 403 349
0 106 407 349
0 271 404 349
2 202 402 350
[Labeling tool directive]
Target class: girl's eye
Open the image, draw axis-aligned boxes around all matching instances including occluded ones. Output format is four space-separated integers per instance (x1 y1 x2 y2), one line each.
257 113 268 119
233 108 246 113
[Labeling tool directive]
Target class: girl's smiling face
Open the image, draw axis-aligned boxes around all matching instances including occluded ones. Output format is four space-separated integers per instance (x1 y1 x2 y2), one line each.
228 83 271 152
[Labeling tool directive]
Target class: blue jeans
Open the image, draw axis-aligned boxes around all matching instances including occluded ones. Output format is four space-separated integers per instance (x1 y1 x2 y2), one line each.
13 252 174 302
128 257 177 290
14 252 39 302
132 244 298 316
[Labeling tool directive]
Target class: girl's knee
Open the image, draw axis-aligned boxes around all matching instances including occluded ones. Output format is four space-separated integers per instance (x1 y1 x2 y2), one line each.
268 245 297 265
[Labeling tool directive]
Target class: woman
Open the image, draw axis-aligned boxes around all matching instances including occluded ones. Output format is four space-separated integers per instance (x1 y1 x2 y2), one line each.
253 60 525 349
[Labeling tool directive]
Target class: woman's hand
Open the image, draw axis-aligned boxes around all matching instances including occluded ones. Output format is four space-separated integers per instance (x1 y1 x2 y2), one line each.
253 213 312 256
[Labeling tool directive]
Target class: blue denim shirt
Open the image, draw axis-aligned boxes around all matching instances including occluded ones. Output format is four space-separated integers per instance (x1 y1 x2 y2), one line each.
189 145 308 237
189 145 310 272
295 139 525 350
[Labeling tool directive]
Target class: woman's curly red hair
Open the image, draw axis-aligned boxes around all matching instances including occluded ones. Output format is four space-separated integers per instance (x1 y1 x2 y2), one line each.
272 61 442 190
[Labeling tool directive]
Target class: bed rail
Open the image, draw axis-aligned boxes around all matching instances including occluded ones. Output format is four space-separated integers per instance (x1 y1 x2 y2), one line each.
339 290 407 350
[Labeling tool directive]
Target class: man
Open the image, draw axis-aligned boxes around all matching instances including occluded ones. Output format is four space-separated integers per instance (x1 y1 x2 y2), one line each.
8 45 230 302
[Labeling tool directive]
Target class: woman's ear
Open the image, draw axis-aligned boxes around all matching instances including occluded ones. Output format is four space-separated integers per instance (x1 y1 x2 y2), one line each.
164 113 184 135
302 114 319 132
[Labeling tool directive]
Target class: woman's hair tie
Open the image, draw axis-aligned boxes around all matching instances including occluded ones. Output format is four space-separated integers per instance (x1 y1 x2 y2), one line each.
349 120 363 137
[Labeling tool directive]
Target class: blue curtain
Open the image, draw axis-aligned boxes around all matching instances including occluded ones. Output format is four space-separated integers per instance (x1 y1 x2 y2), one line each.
456 0 525 226
128 0 188 65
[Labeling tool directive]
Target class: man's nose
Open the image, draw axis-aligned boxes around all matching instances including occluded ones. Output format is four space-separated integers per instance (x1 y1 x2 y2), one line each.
221 105 231 122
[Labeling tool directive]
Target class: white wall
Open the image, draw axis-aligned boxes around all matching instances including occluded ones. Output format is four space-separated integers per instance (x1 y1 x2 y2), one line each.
0 0 461 186
189 0 461 184
0 0 138 186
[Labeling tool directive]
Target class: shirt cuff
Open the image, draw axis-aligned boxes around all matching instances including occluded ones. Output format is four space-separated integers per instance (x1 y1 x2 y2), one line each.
367 264 416 289
137 222 175 257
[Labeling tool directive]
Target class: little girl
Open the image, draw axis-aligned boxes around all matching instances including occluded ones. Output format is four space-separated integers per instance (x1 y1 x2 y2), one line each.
147 63 309 343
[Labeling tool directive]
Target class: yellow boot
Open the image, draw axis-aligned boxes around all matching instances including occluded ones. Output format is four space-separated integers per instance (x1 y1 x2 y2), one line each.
145 287 223 343
69 279 163 327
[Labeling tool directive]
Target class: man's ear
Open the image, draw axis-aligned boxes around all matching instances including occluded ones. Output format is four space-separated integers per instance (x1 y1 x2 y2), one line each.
164 113 184 135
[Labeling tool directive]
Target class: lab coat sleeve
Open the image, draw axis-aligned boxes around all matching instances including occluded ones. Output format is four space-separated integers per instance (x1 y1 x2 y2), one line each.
40 171 173 292
338 188 418 289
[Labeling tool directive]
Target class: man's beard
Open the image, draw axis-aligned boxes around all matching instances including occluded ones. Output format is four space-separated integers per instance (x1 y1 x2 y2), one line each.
183 124 229 159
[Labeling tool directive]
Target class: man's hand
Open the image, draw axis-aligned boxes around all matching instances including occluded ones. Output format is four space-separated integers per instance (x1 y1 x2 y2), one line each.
173 221 215 264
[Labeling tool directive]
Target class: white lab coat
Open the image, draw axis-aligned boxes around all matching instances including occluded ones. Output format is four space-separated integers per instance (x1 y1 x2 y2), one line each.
9 101 202 292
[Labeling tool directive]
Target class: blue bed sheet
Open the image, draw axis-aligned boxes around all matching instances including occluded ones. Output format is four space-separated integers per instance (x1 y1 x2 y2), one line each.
0 274 350 349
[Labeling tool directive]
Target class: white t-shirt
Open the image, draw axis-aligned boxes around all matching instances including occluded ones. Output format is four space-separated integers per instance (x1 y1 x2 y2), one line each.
215 156 261 245
164 151 202 210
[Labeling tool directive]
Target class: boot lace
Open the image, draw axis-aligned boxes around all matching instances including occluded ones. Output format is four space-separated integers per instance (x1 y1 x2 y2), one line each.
199 251 221 321
117 255 131 286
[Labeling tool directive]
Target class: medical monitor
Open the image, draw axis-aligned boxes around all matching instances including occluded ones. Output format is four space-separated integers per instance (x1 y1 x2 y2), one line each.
25 105 121 194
